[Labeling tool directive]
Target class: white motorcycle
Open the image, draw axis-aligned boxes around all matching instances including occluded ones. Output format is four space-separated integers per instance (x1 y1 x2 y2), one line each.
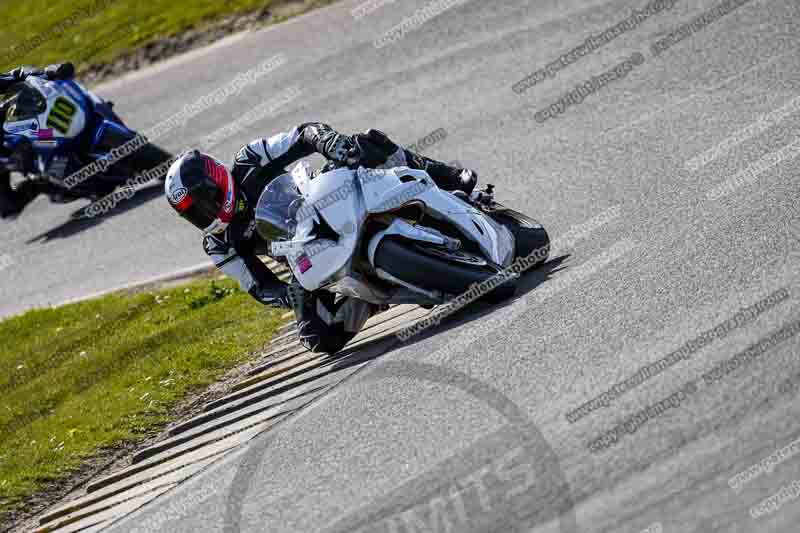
256 162 550 307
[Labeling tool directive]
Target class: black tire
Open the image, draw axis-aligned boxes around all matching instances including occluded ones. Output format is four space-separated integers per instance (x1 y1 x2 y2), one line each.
101 142 172 187
128 143 172 177
299 322 356 355
373 238 516 303
296 293 358 355
491 209 550 268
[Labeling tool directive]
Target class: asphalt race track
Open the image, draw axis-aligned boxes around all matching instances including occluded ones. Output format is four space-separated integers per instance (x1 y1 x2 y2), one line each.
7 0 800 531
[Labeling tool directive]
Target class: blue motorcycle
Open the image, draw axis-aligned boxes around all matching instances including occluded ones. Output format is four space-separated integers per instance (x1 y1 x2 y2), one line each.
0 74 171 216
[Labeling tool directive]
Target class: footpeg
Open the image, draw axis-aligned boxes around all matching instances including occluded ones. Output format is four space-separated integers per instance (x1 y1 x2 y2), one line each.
452 190 470 202
470 184 495 205
442 237 461 251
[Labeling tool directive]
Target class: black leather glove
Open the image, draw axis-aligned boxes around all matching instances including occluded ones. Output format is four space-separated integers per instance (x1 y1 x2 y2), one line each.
249 284 292 309
249 279 311 311
44 63 75 80
9 66 40 81
352 129 400 168
328 135 361 167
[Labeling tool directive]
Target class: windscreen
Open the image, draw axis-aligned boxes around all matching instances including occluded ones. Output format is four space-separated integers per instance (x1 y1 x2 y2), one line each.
255 173 303 242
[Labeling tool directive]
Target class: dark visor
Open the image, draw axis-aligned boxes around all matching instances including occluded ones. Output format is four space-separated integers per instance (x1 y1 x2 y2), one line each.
175 180 222 231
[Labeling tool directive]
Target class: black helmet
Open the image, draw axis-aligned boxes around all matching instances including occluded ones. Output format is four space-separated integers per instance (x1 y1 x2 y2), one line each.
165 150 238 234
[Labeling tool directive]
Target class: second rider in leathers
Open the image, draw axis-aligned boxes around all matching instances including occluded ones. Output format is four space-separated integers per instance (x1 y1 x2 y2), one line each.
0 63 75 217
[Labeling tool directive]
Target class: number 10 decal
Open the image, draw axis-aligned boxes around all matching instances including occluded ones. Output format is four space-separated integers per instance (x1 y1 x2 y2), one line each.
46 97 77 134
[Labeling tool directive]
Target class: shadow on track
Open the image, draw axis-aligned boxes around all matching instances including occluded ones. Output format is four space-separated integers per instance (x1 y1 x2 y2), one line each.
220 255 578 533
25 183 164 243
327 254 571 371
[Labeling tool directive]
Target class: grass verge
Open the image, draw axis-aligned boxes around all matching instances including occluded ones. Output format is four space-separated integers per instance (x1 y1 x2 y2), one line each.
0 277 284 520
0 0 336 73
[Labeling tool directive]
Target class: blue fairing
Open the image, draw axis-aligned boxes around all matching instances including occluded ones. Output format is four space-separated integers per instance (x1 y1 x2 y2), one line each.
90 120 136 157
93 98 126 125
56 79 136 156
58 80 90 117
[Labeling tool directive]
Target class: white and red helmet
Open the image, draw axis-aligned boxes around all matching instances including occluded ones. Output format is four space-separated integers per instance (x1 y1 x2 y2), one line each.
165 150 237 234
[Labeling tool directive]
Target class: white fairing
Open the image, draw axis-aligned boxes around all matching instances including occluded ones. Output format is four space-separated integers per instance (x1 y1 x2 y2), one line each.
266 166 516 297
361 167 514 266
3 77 86 140
286 167 364 291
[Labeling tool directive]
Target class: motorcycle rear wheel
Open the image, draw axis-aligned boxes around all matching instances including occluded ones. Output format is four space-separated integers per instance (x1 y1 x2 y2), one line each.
127 143 173 177
490 208 550 267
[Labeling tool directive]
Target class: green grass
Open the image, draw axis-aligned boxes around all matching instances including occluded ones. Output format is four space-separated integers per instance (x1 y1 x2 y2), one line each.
0 277 284 518
0 0 336 73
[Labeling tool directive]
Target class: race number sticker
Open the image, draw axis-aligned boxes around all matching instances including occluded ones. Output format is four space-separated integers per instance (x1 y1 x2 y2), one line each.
46 97 77 134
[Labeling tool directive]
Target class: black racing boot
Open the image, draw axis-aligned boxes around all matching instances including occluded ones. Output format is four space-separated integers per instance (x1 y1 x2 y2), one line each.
0 179 40 218
0 172 21 218
353 129 479 194
0 195 18 218
402 151 479 194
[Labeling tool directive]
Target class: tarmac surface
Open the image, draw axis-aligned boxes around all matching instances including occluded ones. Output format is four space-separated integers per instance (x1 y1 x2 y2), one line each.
6 0 800 531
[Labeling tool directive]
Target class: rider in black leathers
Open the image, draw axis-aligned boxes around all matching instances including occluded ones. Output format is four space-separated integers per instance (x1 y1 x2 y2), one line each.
165 125 477 354
0 63 75 217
